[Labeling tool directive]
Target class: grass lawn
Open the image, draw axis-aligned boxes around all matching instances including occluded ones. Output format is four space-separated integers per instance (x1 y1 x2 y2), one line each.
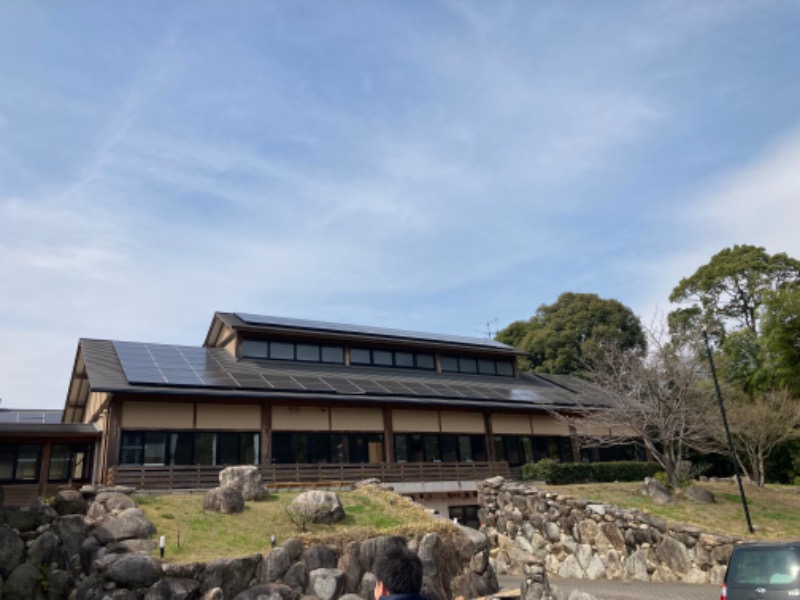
134 487 451 563
540 481 800 540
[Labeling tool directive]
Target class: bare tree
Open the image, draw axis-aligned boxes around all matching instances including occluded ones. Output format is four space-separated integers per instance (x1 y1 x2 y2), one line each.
284 500 334 533
573 323 716 490
711 389 800 487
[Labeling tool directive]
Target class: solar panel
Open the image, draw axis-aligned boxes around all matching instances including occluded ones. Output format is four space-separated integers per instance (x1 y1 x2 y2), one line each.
234 313 513 350
113 341 238 388
320 377 365 395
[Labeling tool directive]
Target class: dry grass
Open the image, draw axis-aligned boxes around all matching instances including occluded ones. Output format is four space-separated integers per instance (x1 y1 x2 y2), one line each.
134 487 454 563
540 481 800 540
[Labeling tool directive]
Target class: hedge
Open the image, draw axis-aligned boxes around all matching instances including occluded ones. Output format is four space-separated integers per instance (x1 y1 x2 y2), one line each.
520 458 661 484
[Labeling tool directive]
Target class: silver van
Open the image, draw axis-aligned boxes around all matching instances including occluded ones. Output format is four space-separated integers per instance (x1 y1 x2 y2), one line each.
722 542 800 599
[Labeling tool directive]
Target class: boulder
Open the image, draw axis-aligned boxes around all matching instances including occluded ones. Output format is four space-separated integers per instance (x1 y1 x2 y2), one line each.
3 562 44 600
105 554 161 588
304 544 338 571
95 508 156 543
656 537 691 574
52 513 89 565
108 538 158 555
27 529 62 567
144 577 201 600
685 486 716 504
337 548 362 594
233 583 298 600
307 568 346 600
641 478 674 505
88 491 136 519
289 491 345 524
46 568 74 599
54 489 88 516
203 487 245 514
418 532 441 578
558 555 584 579
201 555 261 599
219 466 269 501
0 525 25 578
258 547 291 583
283 537 305 561
625 549 649 581
358 536 407 572
283 562 307 591
359 571 377 599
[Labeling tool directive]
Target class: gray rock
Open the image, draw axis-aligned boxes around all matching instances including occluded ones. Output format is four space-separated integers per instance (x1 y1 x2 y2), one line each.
625 549 649 581
685 486 716 504
107 538 158 555
27 529 61 567
598 522 625 553
418 533 440 578
303 544 337 571
95 508 155 544
88 492 135 520
457 522 489 553
337 549 362 594
289 491 345 524
219 466 270 501
0 525 25 578
234 583 298 600
576 520 598 545
575 544 593 571
358 536 406 572
202 588 225 600
46 567 73 599
307 568 346 600
54 490 87 516
201 554 261 598
544 521 561 543
4 562 45 600
105 553 161 588
558 555 583 578
283 562 307 591
359 571 377 599
282 538 305 561
144 577 201 600
656 537 691 574
585 555 606 580
52 514 88 568
80 536 101 575
258 547 291 583
162 562 204 579
567 592 599 600
203 487 245 514
642 478 674 505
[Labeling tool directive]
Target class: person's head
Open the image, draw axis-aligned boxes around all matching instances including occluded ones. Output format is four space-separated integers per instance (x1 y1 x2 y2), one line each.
373 546 423 598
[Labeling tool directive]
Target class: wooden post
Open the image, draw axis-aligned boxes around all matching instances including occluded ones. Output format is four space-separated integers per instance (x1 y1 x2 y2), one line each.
38 442 52 498
383 406 394 463
261 403 272 467
484 410 495 462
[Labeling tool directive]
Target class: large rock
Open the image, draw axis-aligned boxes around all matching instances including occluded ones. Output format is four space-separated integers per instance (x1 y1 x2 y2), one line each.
204 487 245 514
289 491 346 525
625 549 649 581
27 529 62 567
88 492 136 520
558 555 584 579
0 525 25 578
307 568 346 600
95 508 156 544
201 555 261 598
144 577 201 600
105 554 161 588
46 568 74 599
233 583 298 600
337 548 362 594
685 486 716 504
304 544 338 571
641 478 674 505
54 489 88 516
283 562 307 591
656 537 691 574
219 466 270 501
283 537 305 561
258 547 291 583
3 562 44 600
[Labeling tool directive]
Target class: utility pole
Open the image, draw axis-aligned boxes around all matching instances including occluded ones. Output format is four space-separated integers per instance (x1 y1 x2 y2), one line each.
701 328 755 534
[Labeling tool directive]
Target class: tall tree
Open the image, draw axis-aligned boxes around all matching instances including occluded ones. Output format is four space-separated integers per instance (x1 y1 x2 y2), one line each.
669 244 800 338
496 292 646 374
761 285 800 396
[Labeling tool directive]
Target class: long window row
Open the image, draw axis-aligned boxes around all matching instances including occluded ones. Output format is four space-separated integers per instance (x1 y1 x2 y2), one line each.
0 443 92 483
119 431 259 466
493 435 575 466
240 338 514 377
394 434 487 463
242 339 344 364
272 432 384 464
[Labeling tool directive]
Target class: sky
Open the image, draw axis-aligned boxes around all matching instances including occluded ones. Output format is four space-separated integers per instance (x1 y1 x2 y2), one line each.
1 1 800 409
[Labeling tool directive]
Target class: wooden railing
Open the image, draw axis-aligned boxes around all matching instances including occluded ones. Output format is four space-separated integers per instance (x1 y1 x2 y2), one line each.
106 461 511 491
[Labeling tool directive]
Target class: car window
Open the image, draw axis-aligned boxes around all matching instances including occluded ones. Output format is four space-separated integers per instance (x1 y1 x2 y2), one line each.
729 548 800 586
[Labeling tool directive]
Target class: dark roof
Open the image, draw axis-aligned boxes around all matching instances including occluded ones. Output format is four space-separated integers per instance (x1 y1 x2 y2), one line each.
211 312 524 354
0 423 100 436
69 338 607 414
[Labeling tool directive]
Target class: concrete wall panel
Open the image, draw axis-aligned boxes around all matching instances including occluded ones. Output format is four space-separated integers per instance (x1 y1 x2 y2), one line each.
393 409 439 433
331 407 383 431
122 402 193 429
491 413 533 435
196 404 260 430
272 405 330 431
440 411 485 434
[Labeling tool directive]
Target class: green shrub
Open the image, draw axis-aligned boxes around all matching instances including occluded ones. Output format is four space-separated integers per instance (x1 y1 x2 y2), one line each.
521 460 661 484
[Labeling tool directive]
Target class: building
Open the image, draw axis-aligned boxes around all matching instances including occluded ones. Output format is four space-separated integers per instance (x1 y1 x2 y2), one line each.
3 312 626 516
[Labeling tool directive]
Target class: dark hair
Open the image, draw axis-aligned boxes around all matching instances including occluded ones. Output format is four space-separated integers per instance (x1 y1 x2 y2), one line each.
373 546 423 594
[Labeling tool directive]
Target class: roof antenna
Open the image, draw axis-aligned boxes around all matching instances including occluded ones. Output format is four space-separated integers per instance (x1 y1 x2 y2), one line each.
476 318 499 340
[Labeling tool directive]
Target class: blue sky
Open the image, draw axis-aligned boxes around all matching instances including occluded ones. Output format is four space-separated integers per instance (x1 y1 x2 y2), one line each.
2 1 800 409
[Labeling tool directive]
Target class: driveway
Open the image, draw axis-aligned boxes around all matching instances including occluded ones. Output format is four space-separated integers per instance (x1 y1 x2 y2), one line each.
496 574 720 600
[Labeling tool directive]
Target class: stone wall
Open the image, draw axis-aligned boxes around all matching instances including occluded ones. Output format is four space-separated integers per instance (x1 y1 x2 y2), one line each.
0 486 498 600
478 477 739 585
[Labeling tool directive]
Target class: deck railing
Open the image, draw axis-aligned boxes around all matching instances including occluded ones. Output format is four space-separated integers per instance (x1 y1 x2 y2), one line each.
106 461 510 491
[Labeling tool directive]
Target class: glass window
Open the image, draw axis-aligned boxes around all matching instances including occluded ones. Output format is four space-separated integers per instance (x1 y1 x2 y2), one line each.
558 437 575 463
241 339 268 359
493 436 505 461
49 444 92 482
395 352 414 368
296 344 320 362
308 433 331 463
440 435 458 462
269 342 294 360
409 434 425 462
241 433 259 465
394 435 408 462
120 432 144 465
143 433 166 466
195 433 216 465
504 437 522 466
521 437 535 464
373 350 393 366
459 358 478 374
458 436 473 462
351 348 371 364
478 360 496 375
217 433 240 465
169 432 194 465
48 444 72 481
496 361 514 376
348 433 369 463
367 433 384 463
441 356 459 372
321 346 344 364
470 435 487 462
0 445 15 480
16 444 41 481
424 435 441 462
416 353 435 370
272 433 292 464
533 436 551 461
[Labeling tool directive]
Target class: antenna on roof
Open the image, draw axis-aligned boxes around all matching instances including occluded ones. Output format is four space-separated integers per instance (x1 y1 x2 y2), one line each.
476 318 499 341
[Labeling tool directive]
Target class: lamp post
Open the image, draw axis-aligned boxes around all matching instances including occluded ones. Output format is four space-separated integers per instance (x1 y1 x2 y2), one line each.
701 328 755 534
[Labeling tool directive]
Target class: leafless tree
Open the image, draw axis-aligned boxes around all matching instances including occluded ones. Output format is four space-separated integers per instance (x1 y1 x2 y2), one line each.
571 322 716 490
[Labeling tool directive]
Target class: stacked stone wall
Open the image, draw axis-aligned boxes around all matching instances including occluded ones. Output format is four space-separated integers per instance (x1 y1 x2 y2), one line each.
478 477 740 585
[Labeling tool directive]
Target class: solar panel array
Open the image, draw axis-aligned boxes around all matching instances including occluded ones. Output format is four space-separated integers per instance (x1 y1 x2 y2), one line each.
112 341 572 407
234 313 513 349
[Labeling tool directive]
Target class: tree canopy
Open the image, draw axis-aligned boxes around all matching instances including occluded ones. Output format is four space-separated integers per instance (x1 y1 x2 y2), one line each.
496 292 646 374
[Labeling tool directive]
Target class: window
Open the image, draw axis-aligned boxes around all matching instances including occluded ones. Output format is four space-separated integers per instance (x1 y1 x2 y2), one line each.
49 444 92 482
478 359 496 375
373 350 393 366
120 431 259 466
416 354 435 370
270 342 294 360
441 356 459 372
496 361 514 376
0 444 42 482
296 344 320 362
395 352 414 368
271 432 383 464
394 434 487 463
241 340 268 359
351 348 371 364
321 346 344 364
459 358 478 374
242 339 345 364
